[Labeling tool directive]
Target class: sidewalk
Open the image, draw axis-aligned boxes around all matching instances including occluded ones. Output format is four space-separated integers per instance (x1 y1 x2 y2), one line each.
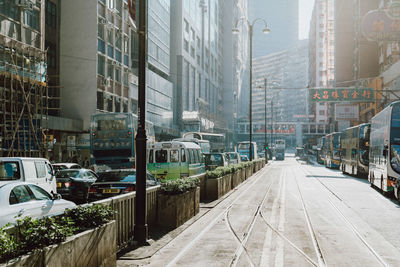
117 182 244 266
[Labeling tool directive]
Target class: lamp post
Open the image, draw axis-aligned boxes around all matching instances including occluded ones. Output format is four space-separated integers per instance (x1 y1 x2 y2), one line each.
233 18 270 161
129 0 148 243
264 78 268 163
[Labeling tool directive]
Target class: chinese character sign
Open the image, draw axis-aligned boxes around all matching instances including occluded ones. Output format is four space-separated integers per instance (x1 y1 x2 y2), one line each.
309 88 374 102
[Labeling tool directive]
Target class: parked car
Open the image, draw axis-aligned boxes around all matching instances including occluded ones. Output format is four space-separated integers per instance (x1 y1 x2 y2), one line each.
240 155 249 162
226 152 241 165
204 153 229 171
0 157 56 194
0 182 76 227
52 163 82 172
87 169 160 201
56 169 98 203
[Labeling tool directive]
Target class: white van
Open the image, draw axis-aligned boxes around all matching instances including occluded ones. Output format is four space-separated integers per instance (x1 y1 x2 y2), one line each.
0 158 56 194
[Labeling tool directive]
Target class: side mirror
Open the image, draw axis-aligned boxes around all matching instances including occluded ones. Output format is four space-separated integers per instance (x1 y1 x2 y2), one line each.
51 191 62 201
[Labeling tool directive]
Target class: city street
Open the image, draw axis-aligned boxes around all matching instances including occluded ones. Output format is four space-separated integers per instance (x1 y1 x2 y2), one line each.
119 154 400 266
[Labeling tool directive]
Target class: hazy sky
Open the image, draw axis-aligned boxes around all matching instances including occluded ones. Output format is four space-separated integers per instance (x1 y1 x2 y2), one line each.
299 0 315 40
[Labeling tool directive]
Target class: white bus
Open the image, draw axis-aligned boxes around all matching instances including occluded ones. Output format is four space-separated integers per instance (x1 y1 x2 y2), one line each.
182 132 225 152
369 101 400 196
275 140 286 160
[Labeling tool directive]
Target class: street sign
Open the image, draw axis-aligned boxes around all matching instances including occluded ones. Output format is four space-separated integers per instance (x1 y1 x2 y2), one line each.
362 2 400 41
309 88 374 102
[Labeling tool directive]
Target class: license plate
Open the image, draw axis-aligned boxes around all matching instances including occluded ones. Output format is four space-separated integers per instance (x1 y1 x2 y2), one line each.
103 188 120 193
57 182 62 188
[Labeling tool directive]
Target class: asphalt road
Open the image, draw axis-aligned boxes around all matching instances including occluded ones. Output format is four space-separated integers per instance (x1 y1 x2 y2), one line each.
119 154 400 266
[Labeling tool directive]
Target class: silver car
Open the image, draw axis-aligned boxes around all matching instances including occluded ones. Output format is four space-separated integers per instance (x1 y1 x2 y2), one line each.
0 182 76 227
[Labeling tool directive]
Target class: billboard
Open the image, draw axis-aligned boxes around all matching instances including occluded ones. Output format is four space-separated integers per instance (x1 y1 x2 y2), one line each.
362 2 400 42
309 88 374 102
335 104 359 120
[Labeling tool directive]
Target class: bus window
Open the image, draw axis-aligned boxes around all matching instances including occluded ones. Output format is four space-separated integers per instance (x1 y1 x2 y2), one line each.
199 150 204 163
181 149 186 162
170 149 179 163
188 149 194 164
149 149 154 163
155 150 168 163
193 149 199 163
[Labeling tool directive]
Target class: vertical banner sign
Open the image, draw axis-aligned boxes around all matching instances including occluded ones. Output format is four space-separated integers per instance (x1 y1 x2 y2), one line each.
309 88 375 102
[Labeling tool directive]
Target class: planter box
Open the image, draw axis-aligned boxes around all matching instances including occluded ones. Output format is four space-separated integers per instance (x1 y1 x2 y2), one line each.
240 169 246 183
231 171 241 189
206 174 232 200
157 187 200 229
246 166 252 178
2 221 116 267
198 174 207 201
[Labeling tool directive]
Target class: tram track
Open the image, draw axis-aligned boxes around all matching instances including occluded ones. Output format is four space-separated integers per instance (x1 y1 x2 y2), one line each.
298 164 390 267
165 165 273 267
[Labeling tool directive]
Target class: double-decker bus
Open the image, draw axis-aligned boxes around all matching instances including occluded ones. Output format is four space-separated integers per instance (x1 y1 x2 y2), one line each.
90 113 155 169
369 101 400 196
182 132 225 152
237 141 258 161
340 123 370 176
316 136 326 164
147 141 205 180
172 138 211 154
324 132 341 169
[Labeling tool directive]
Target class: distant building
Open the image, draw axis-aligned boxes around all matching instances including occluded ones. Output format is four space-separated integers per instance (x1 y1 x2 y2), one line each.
237 40 309 147
248 0 299 57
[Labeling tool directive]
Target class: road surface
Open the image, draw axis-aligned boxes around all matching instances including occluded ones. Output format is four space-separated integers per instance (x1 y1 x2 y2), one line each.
119 154 400 266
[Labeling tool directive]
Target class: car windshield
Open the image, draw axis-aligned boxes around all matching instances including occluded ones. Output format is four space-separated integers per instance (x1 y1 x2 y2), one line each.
56 170 80 178
97 171 137 182
228 153 237 159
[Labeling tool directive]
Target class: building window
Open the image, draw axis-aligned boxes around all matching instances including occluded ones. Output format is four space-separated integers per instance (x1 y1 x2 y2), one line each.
191 28 195 41
115 97 121 112
319 110 325 115
97 91 104 110
98 39 106 53
24 10 39 31
45 1 57 28
107 60 113 79
115 67 121 82
98 55 105 75
107 95 113 112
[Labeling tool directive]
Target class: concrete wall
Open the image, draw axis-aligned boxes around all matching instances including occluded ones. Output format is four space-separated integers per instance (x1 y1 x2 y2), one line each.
60 0 97 130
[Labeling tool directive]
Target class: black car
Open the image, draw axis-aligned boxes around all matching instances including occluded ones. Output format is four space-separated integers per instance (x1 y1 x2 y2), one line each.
87 169 160 202
56 169 98 203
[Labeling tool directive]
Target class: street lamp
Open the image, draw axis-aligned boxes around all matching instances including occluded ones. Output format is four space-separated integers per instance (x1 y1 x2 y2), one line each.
233 17 270 161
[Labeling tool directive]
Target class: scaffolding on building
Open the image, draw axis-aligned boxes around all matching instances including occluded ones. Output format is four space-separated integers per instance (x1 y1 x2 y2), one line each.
0 37 48 157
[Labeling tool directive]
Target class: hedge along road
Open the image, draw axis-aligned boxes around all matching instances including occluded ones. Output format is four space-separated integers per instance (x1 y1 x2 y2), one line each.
118 156 400 266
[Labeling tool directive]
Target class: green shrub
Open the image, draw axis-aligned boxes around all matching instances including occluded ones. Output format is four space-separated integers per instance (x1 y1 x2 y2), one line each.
0 204 115 263
64 204 115 229
0 227 19 262
16 216 75 251
160 176 200 195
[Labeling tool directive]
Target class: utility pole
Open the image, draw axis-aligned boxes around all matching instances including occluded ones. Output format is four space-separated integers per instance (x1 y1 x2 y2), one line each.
133 0 148 244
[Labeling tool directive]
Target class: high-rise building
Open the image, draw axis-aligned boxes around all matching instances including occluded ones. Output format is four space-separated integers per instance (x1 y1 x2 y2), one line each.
0 0 49 156
170 0 223 134
248 0 299 58
59 0 174 139
222 0 249 148
237 40 309 147
309 0 335 125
